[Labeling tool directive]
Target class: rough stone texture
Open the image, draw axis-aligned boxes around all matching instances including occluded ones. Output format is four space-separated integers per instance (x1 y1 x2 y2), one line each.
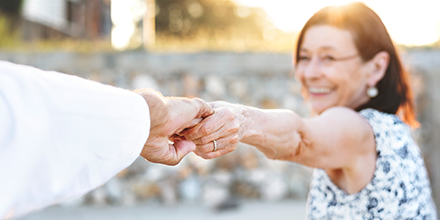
403 50 440 214
1 51 438 212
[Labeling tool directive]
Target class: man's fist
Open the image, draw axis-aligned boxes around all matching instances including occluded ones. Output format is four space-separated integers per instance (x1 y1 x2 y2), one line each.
135 89 214 165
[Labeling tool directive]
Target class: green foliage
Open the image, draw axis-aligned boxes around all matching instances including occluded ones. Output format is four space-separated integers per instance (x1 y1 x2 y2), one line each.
0 14 113 52
153 0 297 52
156 0 261 36
0 15 20 49
154 29 297 52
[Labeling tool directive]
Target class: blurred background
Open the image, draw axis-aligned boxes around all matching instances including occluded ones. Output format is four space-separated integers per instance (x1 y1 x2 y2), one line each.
1 0 439 219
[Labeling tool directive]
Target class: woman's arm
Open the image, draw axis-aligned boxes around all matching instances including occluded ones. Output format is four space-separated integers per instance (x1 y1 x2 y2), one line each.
242 105 374 169
182 101 375 170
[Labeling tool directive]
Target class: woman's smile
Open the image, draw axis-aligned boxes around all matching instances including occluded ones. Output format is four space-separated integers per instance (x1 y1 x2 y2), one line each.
308 86 335 97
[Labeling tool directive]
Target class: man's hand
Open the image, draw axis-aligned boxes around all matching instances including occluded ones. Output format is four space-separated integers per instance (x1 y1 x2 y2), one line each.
135 89 214 165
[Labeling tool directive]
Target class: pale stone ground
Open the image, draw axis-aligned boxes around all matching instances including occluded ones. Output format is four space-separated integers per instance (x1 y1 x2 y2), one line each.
16 200 307 220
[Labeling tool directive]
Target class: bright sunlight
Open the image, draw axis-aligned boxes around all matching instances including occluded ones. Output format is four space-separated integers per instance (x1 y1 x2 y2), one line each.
233 0 440 46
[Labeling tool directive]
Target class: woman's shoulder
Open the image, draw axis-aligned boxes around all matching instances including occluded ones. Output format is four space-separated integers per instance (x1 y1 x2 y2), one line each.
358 108 402 124
358 108 414 153
358 108 407 130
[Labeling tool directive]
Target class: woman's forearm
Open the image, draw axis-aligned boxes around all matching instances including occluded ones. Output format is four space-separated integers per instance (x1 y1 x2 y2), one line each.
238 105 307 161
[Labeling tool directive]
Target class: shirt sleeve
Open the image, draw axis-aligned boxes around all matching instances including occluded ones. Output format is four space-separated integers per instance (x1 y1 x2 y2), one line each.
0 61 150 219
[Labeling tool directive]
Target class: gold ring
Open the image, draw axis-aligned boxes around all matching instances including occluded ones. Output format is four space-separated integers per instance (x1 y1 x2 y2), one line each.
212 140 218 152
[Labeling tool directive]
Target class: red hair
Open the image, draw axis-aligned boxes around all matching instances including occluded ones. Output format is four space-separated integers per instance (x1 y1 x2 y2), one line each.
295 2 419 127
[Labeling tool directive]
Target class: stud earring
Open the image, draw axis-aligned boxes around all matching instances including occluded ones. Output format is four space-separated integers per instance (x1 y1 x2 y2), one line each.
367 86 378 98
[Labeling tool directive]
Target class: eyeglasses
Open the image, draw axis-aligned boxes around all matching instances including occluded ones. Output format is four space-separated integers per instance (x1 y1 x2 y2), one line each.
296 54 359 68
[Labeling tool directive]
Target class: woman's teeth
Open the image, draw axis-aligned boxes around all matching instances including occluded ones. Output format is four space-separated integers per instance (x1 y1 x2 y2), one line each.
309 87 332 94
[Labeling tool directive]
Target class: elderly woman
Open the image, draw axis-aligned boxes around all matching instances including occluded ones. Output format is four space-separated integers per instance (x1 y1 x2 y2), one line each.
182 2 437 219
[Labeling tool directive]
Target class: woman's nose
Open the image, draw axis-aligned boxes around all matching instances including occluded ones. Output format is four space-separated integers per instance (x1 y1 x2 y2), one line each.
304 58 322 79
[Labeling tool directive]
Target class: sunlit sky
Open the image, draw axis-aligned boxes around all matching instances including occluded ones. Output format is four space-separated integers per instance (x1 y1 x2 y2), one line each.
111 0 440 49
233 0 440 46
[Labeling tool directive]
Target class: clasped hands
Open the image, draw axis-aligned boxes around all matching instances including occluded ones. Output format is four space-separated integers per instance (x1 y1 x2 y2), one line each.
136 89 244 166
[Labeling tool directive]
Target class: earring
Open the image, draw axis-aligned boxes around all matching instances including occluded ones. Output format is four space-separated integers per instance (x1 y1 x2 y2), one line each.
367 86 378 98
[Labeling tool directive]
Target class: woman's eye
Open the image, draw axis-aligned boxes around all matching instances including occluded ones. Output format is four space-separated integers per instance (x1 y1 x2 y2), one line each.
298 56 310 61
323 56 335 61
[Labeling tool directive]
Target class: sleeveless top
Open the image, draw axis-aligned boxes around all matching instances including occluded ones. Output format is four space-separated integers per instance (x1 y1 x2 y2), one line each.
306 109 437 219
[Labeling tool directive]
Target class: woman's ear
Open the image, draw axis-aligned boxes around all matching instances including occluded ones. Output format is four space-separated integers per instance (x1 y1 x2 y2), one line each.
367 51 389 86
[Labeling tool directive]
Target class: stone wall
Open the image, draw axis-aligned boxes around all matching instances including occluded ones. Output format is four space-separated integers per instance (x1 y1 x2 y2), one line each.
1 51 439 211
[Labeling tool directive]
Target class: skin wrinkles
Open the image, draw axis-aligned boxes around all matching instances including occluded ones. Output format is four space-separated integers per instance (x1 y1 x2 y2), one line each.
296 26 371 115
183 25 388 194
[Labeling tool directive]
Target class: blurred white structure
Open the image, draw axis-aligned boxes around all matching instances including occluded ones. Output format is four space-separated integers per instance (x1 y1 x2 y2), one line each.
21 0 111 40
22 0 67 30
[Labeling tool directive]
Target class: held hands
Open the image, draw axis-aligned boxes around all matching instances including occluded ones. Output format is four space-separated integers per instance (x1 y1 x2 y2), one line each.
137 88 245 165
180 101 247 159
136 89 214 165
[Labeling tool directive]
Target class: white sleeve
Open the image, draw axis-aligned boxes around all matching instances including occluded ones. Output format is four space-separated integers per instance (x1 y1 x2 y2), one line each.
0 61 150 219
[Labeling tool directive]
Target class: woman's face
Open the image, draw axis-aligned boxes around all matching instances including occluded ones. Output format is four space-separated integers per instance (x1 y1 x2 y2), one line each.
295 25 371 115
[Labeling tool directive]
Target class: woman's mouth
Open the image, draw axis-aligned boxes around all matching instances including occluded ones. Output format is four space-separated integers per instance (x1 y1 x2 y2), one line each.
308 87 334 96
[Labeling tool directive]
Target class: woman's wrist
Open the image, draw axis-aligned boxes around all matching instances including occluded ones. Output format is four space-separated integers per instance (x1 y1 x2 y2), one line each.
237 104 257 143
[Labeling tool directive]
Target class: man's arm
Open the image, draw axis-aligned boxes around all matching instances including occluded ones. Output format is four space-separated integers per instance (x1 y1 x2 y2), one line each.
0 61 212 219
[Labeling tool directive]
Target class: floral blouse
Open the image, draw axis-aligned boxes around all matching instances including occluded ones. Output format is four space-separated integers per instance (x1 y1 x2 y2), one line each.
307 109 437 219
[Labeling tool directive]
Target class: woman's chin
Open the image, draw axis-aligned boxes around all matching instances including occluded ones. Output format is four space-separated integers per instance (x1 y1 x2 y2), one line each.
309 103 331 115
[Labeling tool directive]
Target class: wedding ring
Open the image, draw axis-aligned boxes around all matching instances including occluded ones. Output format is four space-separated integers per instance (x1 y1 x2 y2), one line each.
212 140 218 152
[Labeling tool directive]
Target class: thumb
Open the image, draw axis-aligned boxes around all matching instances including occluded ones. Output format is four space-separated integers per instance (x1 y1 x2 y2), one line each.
173 140 196 163
194 98 214 118
175 118 203 135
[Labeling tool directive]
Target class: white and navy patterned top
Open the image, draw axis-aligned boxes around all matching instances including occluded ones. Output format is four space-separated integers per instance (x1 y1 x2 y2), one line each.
307 109 437 220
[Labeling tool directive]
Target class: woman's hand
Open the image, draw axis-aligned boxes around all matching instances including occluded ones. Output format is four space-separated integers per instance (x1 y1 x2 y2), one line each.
136 89 214 165
180 101 248 159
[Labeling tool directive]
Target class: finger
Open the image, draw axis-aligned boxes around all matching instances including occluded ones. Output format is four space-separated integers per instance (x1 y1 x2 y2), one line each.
142 136 196 166
193 135 239 159
194 137 227 154
175 118 203 135
188 118 203 128
163 98 211 134
208 102 217 108
202 147 235 159
191 120 239 145
180 111 227 141
193 98 215 118
193 140 235 160
208 101 223 109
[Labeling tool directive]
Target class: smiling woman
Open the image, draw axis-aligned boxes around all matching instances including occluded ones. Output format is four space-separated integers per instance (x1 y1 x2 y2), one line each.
294 3 418 127
180 2 437 219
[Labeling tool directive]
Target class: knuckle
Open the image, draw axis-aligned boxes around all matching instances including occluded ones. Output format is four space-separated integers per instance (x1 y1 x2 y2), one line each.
197 144 210 153
224 111 234 120
233 120 240 128
200 124 212 136
230 135 240 144
204 144 214 153
230 124 239 133
199 136 210 144
195 145 203 151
